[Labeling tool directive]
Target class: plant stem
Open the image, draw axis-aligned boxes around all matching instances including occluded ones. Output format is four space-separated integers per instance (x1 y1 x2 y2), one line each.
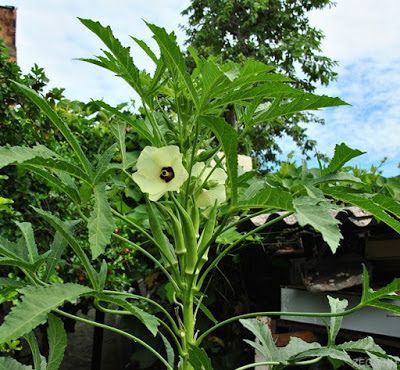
55 309 173 370
180 290 196 370
112 233 181 292
103 289 180 334
197 212 292 290
196 306 360 345
235 356 322 370
235 361 280 370
111 208 157 245
94 299 183 353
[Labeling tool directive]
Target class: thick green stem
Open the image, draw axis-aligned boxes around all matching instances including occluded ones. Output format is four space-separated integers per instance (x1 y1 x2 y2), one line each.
180 291 196 370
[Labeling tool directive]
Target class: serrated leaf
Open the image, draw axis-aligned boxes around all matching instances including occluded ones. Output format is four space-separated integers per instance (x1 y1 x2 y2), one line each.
199 116 238 203
95 294 159 336
0 235 27 261
79 19 143 99
130 36 158 63
240 318 320 364
47 314 67 370
0 357 33 370
337 337 386 355
324 188 400 234
0 145 55 169
188 346 213 370
237 185 293 211
24 331 46 370
95 260 108 292
293 348 362 369
240 318 278 360
216 227 242 245
199 61 230 108
371 194 400 218
12 82 92 175
367 352 398 370
214 82 304 109
327 296 348 345
367 301 400 315
360 266 400 316
95 101 153 143
93 144 117 184
0 278 25 289
44 221 79 282
160 334 175 368
25 157 92 185
279 337 321 363
0 284 91 343
15 222 38 263
21 164 80 203
88 183 115 259
324 143 365 175
110 122 127 168
293 197 342 253
146 22 199 108
252 94 348 126
196 300 218 324
33 208 97 288
0 256 47 273
310 172 363 185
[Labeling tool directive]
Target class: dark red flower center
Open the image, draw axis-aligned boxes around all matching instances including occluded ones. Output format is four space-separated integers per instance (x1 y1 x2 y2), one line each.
160 166 175 183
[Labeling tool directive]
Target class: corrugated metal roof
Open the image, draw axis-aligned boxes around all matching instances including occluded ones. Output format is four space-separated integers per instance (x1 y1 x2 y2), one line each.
251 207 373 228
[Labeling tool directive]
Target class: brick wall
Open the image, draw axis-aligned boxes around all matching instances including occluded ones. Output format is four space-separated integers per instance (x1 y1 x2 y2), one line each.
0 6 16 61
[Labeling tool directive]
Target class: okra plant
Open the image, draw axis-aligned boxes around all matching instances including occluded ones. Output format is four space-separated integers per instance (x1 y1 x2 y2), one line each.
0 19 399 370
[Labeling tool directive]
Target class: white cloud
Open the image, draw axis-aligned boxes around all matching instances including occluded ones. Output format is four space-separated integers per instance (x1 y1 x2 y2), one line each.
285 0 400 176
7 0 191 104
309 0 400 62
278 58 400 176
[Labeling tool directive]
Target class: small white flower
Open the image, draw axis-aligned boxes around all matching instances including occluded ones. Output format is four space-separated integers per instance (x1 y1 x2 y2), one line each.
197 184 226 208
192 162 227 207
238 154 252 174
132 146 188 201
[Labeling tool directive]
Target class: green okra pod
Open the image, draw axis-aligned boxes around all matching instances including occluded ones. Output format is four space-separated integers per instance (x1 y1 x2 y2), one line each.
198 202 218 270
190 197 200 238
156 203 186 256
146 198 177 269
172 198 198 276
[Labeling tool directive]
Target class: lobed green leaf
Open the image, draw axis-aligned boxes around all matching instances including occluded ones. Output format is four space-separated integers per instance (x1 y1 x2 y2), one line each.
324 143 365 175
88 184 115 259
46 314 67 370
200 116 238 204
294 197 342 253
0 284 91 343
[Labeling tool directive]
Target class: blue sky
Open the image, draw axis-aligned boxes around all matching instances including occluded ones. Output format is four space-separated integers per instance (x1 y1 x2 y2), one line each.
4 0 400 176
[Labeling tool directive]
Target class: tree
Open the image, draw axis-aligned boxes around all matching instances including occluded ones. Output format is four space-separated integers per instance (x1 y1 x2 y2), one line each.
182 0 337 167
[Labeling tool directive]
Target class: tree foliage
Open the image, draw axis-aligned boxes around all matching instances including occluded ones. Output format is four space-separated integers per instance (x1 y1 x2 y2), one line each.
182 0 338 166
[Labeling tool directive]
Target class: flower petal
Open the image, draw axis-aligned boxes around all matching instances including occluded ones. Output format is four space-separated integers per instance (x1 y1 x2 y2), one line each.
132 145 188 201
136 146 162 180
238 154 252 174
167 160 189 191
192 162 205 178
209 167 227 185
197 185 226 208
132 172 167 197
152 145 181 167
